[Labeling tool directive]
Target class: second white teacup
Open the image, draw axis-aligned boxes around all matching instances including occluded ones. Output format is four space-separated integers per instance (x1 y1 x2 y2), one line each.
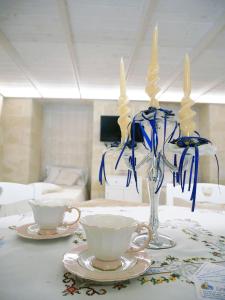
29 199 80 235
80 214 152 270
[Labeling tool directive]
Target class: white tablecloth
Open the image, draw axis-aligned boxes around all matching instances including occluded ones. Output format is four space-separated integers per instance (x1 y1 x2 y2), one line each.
0 206 225 300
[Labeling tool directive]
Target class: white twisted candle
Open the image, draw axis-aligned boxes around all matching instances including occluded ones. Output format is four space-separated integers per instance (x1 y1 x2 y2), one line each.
118 58 131 143
145 26 160 109
179 54 196 136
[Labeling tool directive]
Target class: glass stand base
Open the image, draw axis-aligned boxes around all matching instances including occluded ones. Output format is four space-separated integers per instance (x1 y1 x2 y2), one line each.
133 233 176 250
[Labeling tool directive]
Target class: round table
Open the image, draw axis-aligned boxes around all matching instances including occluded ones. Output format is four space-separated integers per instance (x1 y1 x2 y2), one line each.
0 205 225 300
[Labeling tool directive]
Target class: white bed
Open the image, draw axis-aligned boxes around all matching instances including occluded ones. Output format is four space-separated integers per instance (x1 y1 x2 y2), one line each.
39 165 88 204
37 184 88 203
0 166 88 217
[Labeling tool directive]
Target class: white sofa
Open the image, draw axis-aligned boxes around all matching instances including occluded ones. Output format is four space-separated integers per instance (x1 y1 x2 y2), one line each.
0 181 87 217
0 182 34 217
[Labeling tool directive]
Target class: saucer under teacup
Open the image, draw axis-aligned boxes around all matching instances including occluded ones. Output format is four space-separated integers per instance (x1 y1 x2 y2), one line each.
63 244 152 282
28 224 68 235
16 223 78 240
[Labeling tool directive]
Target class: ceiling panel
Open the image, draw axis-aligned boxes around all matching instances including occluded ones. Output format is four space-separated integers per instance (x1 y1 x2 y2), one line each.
0 45 39 97
67 0 145 44
0 0 64 43
215 83 225 92
12 42 77 83
0 0 224 102
128 0 225 93
154 0 225 21
0 0 80 97
144 0 225 47
209 30 225 49
76 43 131 86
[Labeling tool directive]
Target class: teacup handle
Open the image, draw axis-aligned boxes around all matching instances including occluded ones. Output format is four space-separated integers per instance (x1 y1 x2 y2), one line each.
63 207 81 227
128 223 152 253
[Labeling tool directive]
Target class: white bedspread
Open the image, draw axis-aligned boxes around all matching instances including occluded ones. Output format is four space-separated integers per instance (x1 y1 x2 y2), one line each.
0 182 87 217
39 185 87 204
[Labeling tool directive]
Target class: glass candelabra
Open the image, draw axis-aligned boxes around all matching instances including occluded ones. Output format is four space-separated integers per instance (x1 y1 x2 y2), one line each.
103 114 177 249
126 150 177 249
101 108 215 250
132 152 176 249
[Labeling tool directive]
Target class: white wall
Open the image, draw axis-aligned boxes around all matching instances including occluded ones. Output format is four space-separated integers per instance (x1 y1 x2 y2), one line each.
199 103 225 185
41 101 93 188
0 95 4 179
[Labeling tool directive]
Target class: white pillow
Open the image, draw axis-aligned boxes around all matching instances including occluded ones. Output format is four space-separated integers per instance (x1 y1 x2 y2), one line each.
54 169 81 186
44 165 88 186
30 183 62 199
44 166 61 183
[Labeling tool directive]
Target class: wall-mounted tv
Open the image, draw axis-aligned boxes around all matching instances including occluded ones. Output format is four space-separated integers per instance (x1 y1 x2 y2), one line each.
100 115 143 143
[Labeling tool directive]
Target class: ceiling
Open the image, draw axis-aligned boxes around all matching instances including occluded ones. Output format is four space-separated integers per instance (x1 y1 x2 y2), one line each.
0 0 225 103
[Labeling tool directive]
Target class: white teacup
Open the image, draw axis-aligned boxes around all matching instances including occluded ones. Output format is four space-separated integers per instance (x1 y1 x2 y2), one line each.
29 199 80 235
80 214 152 270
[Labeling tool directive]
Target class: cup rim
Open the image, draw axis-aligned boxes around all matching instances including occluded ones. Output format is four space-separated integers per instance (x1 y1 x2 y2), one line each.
80 214 137 230
28 199 67 208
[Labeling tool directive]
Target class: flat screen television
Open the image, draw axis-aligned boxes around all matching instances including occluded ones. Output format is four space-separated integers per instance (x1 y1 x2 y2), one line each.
100 115 143 143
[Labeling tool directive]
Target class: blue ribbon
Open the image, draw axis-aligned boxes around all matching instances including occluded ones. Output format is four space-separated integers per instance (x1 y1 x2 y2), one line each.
115 138 129 170
173 154 177 187
131 118 136 168
168 122 178 143
100 106 175 195
171 135 220 212
190 145 199 212
181 170 187 192
188 156 195 191
194 130 200 137
140 123 152 151
149 112 158 156
178 146 189 188
126 169 132 187
99 152 107 185
215 154 220 187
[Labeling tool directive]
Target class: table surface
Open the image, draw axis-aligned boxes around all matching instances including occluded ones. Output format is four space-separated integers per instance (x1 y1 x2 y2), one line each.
0 205 225 300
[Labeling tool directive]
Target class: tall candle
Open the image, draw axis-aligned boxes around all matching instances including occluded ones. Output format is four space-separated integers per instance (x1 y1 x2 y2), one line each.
145 25 160 109
183 54 191 96
117 58 131 143
179 54 196 136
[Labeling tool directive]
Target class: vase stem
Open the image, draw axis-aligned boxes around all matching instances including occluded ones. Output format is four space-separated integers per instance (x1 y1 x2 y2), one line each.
134 153 176 250
148 156 160 239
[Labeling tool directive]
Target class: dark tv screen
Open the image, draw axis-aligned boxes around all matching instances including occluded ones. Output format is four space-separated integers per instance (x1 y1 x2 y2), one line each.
100 115 143 143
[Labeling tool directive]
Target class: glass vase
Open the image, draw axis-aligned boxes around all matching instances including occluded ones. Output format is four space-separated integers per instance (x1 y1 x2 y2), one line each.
134 155 176 249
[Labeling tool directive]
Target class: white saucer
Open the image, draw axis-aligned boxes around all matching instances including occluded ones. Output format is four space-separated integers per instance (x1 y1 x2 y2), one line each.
63 244 152 282
16 223 78 240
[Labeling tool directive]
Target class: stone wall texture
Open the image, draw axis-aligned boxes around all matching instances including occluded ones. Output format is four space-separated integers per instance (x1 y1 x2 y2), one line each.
0 98 42 183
